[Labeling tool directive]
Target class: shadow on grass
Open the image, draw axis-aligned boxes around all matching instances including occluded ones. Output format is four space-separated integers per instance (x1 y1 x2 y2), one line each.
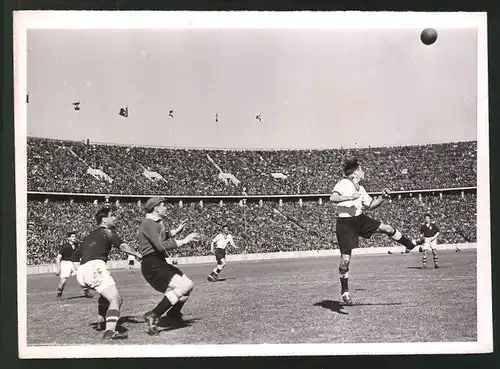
89 315 145 334
314 300 403 314
64 294 94 301
157 317 201 332
313 300 348 315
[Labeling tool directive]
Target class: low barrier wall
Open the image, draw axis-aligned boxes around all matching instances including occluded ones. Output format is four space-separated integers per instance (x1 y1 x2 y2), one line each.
26 243 476 275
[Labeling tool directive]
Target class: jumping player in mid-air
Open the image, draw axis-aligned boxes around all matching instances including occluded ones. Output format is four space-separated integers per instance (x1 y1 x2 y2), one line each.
55 231 92 300
138 197 200 335
207 225 238 282
419 213 440 268
330 158 418 305
76 206 141 340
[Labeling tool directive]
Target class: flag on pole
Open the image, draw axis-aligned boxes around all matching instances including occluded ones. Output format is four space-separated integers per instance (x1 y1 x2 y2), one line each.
169 110 174 118
119 106 128 117
256 114 262 122
73 102 81 111
215 113 219 123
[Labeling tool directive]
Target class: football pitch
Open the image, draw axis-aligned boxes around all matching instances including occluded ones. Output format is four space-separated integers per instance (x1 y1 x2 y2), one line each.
26 249 477 346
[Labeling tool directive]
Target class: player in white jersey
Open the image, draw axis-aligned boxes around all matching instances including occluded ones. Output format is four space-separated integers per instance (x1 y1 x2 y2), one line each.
207 225 238 282
127 254 136 274
330 158 418 305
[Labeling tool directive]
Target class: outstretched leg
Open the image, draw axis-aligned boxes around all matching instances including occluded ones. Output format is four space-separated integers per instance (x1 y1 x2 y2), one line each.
376 223 417 250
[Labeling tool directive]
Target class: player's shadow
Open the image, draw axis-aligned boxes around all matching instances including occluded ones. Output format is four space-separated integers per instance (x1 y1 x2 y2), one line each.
65 294 94 301
89 315 143 334
313 300 348 315
212 277 236 282
407 266 424 269
157 317 201 331
314 300 403 314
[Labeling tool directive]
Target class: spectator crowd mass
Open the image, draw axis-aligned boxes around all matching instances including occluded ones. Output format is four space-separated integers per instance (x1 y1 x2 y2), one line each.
26 137 477 265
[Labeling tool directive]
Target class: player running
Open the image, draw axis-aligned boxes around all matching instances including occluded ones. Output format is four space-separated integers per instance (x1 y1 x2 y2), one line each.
329 158 418 305
55 231 92 300
207 225 238 282
419 213 440 268
76 206 141 340
138 197 200 336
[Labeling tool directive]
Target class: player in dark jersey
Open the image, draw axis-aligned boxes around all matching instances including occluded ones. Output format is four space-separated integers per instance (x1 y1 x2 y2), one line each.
55 231 92 300
76 206 142 340
138 197 200 336
330 158 418 305
419 214 440 268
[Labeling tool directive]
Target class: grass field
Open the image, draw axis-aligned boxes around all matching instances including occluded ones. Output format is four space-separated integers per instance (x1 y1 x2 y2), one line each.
26 249 477 346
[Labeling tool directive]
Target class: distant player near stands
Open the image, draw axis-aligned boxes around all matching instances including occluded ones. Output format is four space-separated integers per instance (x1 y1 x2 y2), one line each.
419 214 440 268
127 254 136 274
138 197 200 336
330 158 418 305
76 207 141 340
55 231 92 300
207 225 239 282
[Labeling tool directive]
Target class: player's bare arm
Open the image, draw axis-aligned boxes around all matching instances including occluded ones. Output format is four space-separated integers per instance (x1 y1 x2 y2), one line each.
173 232 201 248
367 188 391 210
119 243 142 261
330 191 360 203
169 219 188 237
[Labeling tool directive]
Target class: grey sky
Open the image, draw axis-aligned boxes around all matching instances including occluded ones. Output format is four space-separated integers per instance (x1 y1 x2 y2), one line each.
27 28 477 149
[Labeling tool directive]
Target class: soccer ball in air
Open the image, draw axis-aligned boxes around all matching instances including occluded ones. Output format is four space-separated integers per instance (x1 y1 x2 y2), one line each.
421 28 438 45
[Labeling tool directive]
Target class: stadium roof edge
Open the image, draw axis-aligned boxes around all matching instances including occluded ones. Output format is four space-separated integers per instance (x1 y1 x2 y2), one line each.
27 136 478 152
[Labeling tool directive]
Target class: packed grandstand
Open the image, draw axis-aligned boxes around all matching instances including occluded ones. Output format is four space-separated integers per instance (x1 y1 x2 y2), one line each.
27 137 477 265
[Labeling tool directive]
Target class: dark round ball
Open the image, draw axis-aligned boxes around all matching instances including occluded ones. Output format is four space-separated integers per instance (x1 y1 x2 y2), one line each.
421 28 438 45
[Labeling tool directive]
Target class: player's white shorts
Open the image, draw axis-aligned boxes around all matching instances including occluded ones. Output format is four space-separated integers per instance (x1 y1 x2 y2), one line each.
60 260 78 279
423 237 438 251
76 259 116 294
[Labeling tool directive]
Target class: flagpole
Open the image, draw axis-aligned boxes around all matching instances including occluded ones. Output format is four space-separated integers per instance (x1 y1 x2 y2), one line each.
172 120 176 147
216 121 219 147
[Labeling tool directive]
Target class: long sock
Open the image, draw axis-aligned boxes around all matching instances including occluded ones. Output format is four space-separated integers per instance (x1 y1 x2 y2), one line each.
169 295 188 316
152 290 179 318
390 229 415 249
422 251 427 265
105 309 120 331
212 266 223 276
340 277 348 294
57 285 63 296
98 295 110 319
433 252 439 266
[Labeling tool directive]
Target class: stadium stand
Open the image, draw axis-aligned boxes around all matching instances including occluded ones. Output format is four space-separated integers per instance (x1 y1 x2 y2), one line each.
27 137 476 195
26 137 477 265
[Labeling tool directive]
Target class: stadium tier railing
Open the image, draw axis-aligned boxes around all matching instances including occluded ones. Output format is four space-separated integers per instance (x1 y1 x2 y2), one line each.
27 186 476 203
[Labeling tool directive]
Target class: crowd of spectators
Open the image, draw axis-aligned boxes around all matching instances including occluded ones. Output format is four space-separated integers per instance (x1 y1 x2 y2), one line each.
27 137 477 196
27 192 477 265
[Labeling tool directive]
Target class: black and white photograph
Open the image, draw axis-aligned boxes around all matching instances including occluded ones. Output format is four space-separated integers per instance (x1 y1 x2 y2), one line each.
14 11 491 358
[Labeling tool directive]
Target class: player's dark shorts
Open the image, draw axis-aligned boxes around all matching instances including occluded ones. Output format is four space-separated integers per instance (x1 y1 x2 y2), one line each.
128 260 134 266
141 253 183 293
215 248 226 265
336 214 381 253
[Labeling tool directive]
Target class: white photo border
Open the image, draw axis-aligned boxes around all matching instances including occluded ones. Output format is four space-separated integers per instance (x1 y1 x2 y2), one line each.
14 10 491 358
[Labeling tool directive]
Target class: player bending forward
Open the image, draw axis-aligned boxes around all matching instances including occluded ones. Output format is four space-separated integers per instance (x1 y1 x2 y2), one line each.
55 231 92 300
419 214 440 269
138 197 200 336
330 158 418 305
76 207 141 340
207 225 238 282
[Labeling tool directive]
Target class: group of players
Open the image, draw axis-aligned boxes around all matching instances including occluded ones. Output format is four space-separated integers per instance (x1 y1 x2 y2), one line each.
53 157 441 340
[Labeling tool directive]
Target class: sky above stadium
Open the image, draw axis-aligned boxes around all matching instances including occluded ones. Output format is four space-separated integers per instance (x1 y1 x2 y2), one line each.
26 26 477 149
